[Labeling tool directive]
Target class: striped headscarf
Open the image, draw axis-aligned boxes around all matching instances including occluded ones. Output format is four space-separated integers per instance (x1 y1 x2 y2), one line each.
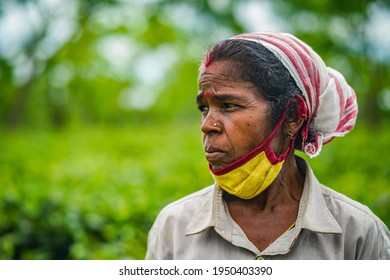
232 32 358 157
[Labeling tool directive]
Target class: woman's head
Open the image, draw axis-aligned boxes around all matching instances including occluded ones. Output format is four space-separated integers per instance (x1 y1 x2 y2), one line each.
200 38 307 150
200 32 358 158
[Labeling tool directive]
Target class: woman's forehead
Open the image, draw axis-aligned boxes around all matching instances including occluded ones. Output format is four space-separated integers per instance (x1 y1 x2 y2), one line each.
198 60 242 87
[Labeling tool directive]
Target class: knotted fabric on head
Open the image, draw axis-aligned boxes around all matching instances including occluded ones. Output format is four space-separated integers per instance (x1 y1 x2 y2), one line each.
231 32 358 157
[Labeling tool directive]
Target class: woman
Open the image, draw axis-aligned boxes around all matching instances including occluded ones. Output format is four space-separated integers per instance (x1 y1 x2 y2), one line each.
145 32 390 259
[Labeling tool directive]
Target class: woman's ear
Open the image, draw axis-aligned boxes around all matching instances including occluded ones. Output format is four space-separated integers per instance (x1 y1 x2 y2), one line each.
285 94 308 137
287 117 306 136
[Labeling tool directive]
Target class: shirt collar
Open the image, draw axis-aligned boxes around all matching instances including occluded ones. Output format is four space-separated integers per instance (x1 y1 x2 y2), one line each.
185 184 223 235
185 157 342 238
297 157 342 234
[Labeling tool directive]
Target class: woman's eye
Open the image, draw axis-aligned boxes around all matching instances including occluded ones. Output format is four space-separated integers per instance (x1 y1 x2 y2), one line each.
198 105 209 113
222 103 237 110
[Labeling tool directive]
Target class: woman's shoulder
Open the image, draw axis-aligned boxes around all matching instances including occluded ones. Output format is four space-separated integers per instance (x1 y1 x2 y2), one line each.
321 185 375 217
320 184 390 259
320 184 389 235
164 185 214 208
154 185 214 222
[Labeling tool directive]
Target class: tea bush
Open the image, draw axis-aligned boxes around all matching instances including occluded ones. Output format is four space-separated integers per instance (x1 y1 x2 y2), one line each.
0 121 389 259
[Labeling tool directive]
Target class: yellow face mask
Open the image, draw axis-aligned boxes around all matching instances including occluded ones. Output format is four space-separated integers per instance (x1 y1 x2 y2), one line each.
209 109 295 199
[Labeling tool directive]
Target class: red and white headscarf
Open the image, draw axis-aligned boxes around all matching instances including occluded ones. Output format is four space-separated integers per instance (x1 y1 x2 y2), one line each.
232 32 358 158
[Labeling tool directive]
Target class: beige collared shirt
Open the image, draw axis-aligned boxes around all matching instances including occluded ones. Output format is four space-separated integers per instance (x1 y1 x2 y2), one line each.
145 158 390 259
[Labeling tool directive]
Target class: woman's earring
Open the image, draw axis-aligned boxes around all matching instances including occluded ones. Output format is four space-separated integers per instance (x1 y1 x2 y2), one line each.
287 131 294 140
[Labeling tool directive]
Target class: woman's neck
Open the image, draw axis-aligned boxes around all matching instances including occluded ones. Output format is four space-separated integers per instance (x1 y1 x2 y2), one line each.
223 155 305 211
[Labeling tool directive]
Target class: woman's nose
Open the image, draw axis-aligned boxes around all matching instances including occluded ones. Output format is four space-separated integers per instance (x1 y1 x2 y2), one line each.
201 110 222 134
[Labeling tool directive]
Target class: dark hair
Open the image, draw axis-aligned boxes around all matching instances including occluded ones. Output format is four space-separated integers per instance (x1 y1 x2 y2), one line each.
203 39 308 149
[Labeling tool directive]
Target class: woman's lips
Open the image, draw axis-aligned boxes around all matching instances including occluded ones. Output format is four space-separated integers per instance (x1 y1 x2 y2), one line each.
204 147 226 162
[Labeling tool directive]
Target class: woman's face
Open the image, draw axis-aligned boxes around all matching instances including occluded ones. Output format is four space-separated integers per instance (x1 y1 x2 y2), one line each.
197 60 275 170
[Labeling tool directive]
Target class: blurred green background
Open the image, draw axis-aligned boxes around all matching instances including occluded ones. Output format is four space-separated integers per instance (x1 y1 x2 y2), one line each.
1 0 389 259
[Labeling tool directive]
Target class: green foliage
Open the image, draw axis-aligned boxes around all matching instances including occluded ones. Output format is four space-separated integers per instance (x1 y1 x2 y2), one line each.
1 0 389 129
0 121 389 259
1 0 390 260
0 122 211 259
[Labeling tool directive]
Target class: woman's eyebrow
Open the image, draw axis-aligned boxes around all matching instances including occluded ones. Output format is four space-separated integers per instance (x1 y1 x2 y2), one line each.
196 92 205 104
196 92 251 104
213 93 250 103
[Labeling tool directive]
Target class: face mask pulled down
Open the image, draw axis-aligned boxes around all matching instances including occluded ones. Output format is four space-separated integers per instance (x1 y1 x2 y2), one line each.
209 109 295 199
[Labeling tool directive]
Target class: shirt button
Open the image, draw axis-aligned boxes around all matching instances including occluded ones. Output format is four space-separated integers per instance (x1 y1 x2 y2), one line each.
255 256 264 260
